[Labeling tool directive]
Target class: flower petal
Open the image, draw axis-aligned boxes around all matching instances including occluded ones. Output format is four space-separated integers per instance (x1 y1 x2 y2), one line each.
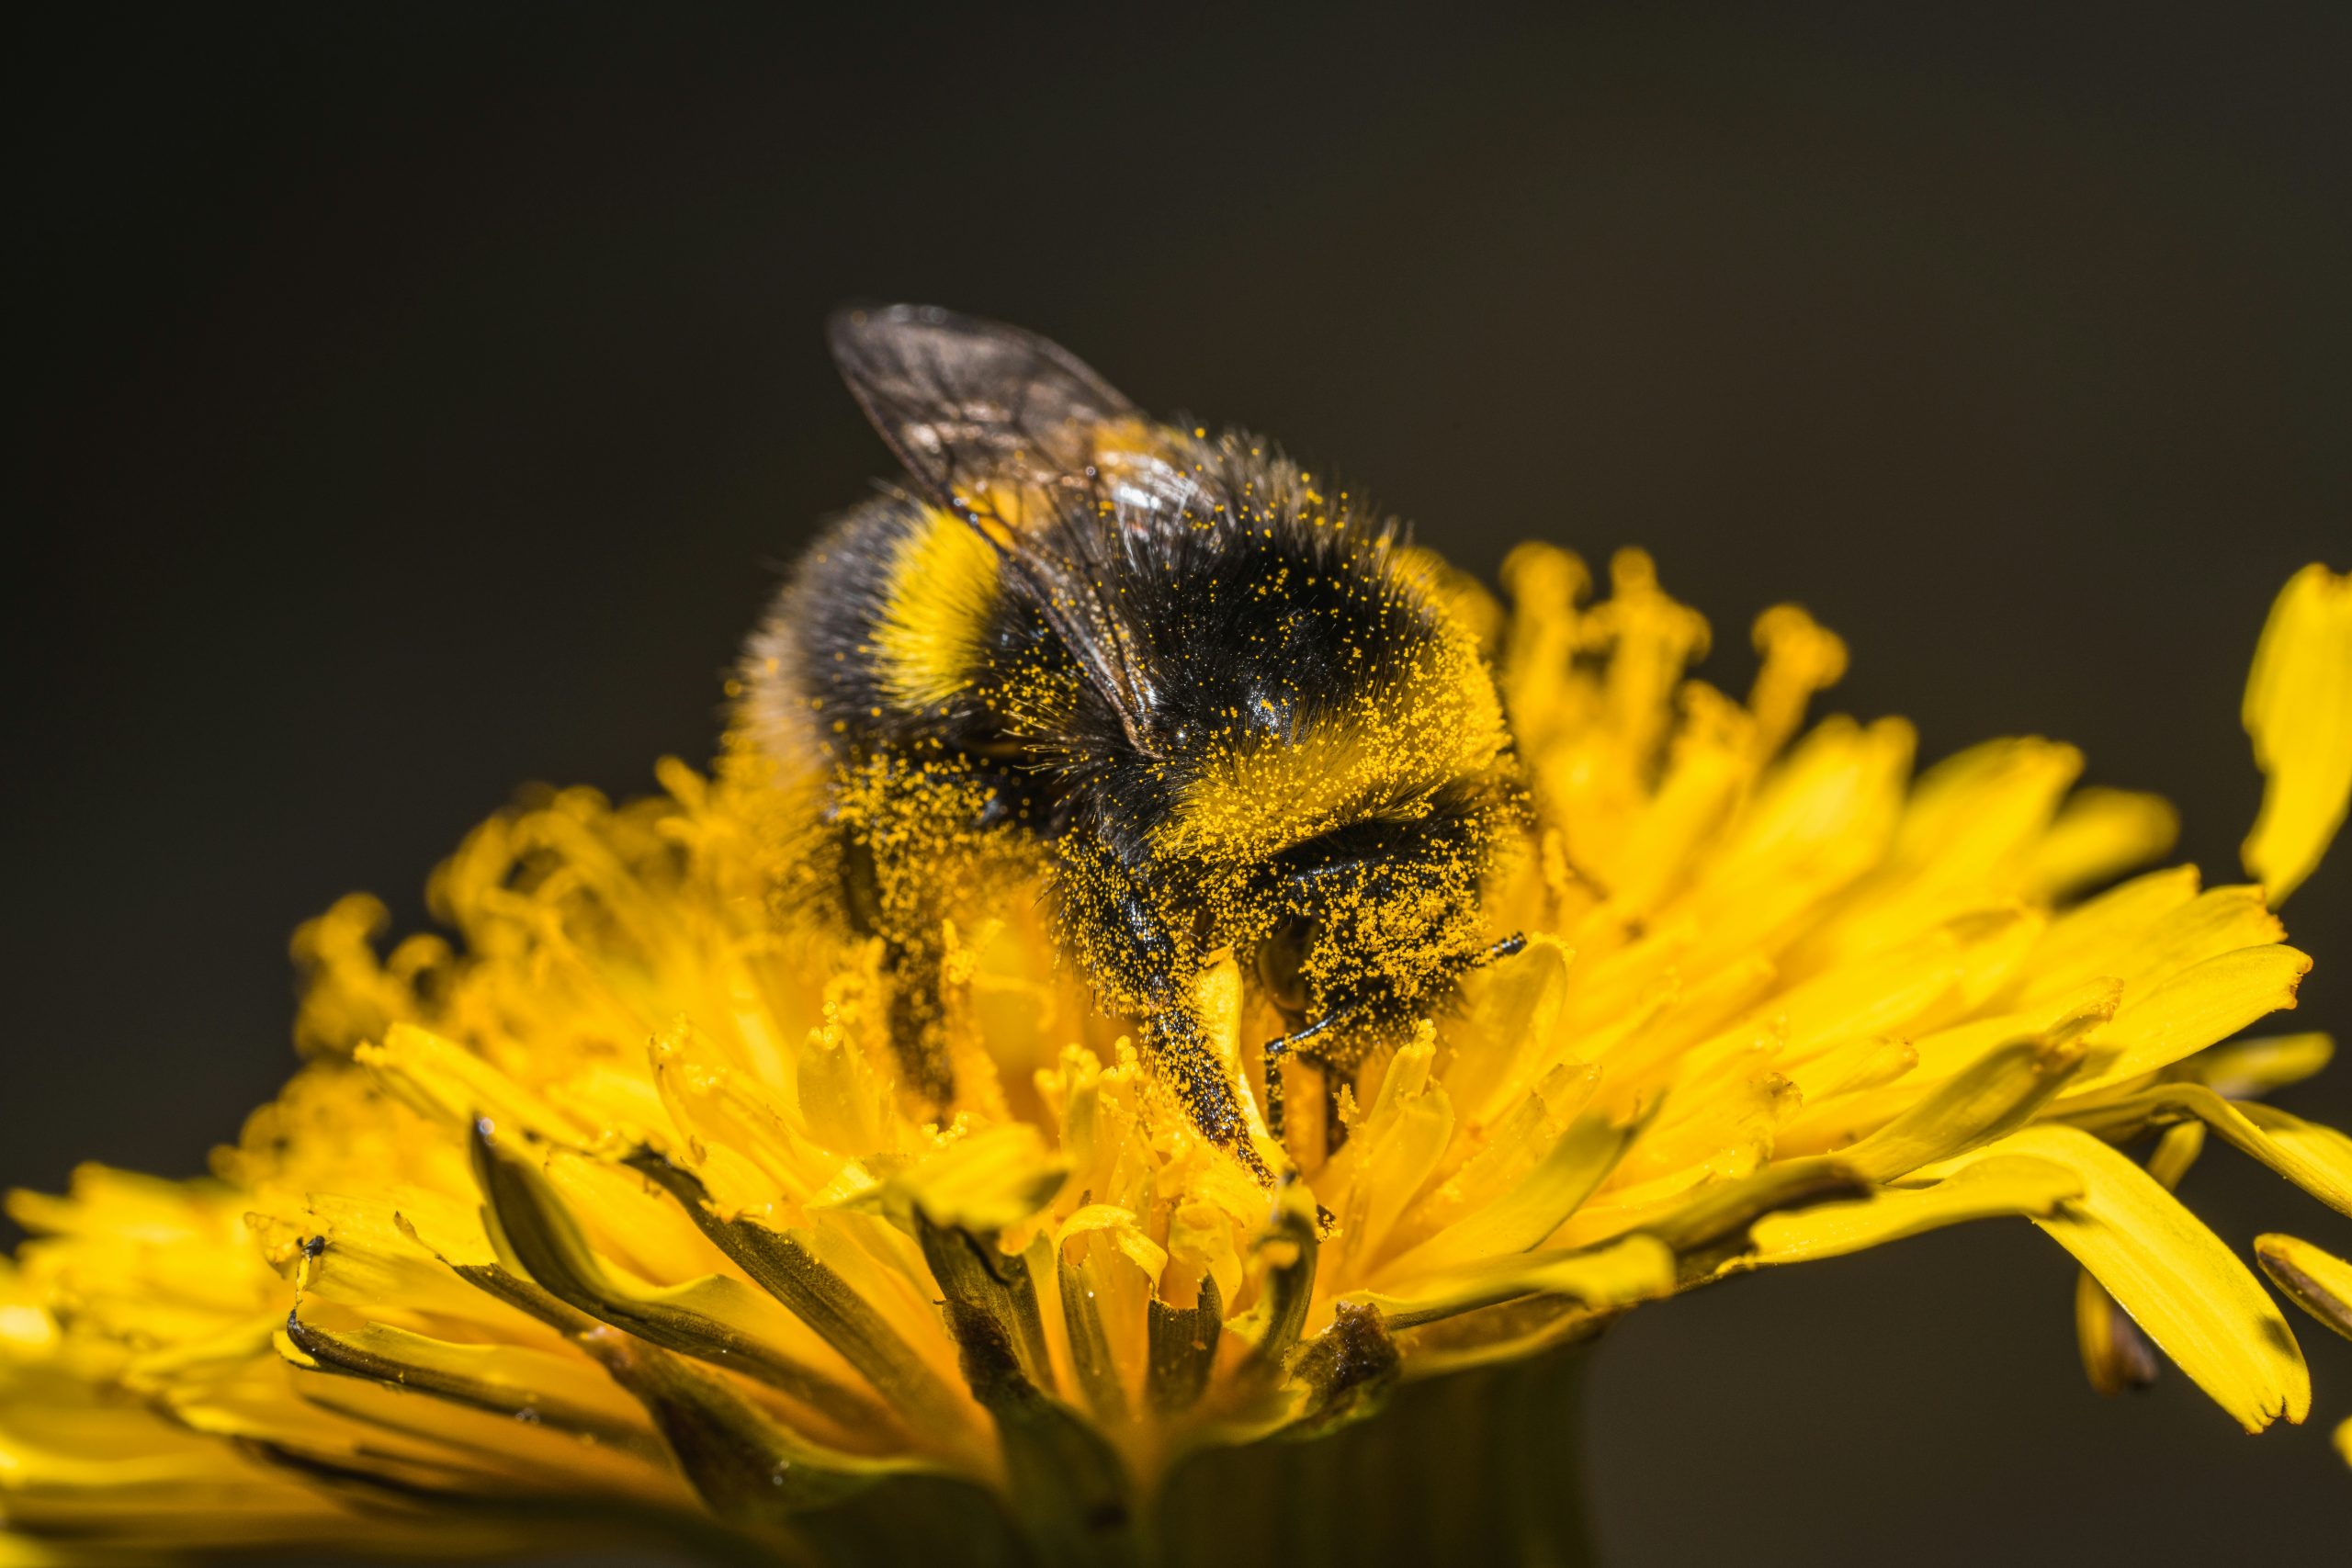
2242 562 2352 903
575 1327 900 1523
1056 1244 1134 1428
2252 1234 2352 1343
1838 1037 2085 1181
2073 1122 2200 1398
832 1123 1069 1237
624 1149 979 1443
2056 1081 2352 1218
1376 1105 1643 1281
277 1312 654 1450
2084 943 2312 1089
467 1122 890 1439
2023 787 2178 900
1743 1156 2083 1266
1352 1234 1677 1331
1922 1124 2309 1432
1643 1158 1872 1258
2176 1031 2335 1098
357 1023 583 1143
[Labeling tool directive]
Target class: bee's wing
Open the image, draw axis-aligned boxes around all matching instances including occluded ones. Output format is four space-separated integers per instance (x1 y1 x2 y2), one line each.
828 304 1136 513
829 304 1169 750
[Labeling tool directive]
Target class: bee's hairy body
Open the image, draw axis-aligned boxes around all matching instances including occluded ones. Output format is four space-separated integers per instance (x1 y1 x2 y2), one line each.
744 307 1523 1179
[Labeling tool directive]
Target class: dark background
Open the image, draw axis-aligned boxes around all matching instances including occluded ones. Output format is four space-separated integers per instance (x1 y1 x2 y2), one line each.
6 4 2348 1562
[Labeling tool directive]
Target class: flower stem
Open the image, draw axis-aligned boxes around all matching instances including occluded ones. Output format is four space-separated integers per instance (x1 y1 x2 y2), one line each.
1151 1337 1598 1568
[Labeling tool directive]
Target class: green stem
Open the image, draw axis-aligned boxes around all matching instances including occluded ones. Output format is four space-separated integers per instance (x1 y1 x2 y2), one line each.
762 1339 1599 1568
1149 1340 1598 1568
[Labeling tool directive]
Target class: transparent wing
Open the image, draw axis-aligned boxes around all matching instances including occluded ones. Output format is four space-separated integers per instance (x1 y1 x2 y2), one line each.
828 303 1136 529
829 304 1172 749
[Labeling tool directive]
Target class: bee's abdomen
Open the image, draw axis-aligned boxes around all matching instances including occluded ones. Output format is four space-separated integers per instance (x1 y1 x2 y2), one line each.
741 497 1004 765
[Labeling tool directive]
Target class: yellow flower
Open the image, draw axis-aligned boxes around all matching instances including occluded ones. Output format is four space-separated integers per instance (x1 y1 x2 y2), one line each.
5 551 2350 1564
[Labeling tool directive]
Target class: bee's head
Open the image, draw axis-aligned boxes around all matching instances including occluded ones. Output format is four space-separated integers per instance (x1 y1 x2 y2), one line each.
1225 777 1521 1045
1064 510 1526 1039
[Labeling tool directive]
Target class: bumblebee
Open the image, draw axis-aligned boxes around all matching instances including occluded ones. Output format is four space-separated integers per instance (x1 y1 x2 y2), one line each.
743 306 1524 1179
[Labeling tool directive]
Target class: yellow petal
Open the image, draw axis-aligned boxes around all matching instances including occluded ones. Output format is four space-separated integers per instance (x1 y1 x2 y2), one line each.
356 1023 582 1142
1922 1124 2309 1431
1886 737 2082 884
2058 1082 2352 1218
1745 1156 2082 1266
2111 886 2286 1010
2085 943 2312 1089
2023 787 2179 900
1377 1106 1643 1281
1639 1159 1871 1256
832 1122 1069 1236
2075 1122 2199 1398
2252 1234 2352 1342
2017 864 2200 1007
2176 1031 2335 1098
1054 1205 1170 1286
1166 1199 1244 1313
1056 1239 1136 1427
255 1190 509 1328
1328 1035 1454 1275
2143 1120 2207 1190
2242 562 2352 903
1838 1037 2084 1181
1447 936 1574 1123
1348 1233 1677 1331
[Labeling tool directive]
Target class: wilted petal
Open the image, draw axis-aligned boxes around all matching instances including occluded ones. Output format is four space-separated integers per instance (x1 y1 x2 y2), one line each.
2075 1269 2160 1396
577 1327 900 1523
468 1122 892 1441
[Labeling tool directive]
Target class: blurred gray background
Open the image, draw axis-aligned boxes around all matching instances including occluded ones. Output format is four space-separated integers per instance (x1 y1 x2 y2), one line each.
6 4 2348 1562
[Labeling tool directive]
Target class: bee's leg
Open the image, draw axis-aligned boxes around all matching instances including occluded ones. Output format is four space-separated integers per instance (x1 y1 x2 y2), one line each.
883 934 956 1111
1261 1037 1286 1145
1056 848 1272 1181
1256 937 1526 1156
839 831 956 1112
1467 932 1528 971
1146 1003 1272 1184
1261 1008 1355 1147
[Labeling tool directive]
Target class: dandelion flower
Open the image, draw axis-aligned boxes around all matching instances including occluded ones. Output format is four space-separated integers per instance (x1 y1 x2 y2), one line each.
4 552 2349 1566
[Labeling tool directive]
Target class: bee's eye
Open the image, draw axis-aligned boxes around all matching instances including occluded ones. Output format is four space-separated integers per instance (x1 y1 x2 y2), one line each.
1255 913 1317 1017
